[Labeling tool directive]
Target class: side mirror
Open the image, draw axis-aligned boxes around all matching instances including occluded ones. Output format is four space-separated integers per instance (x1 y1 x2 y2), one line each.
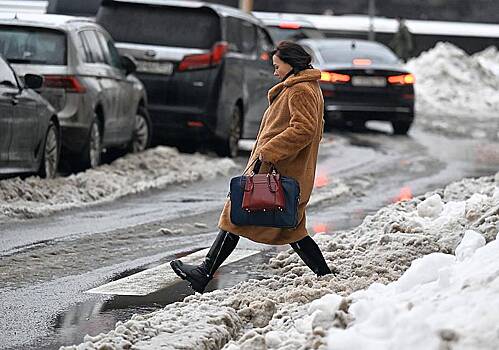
120 54 137 75
24 74 43 89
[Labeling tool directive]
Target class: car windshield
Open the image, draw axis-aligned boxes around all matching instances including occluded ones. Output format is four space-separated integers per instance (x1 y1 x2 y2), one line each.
0 26 67 65
96 4 221 49
319 43 399 64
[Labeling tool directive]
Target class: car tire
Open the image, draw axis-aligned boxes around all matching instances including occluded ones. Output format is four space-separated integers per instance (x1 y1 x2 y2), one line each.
130 106 152 153
392 121 412 135
81 118 102 169
38 120 59 179
215 106 241 158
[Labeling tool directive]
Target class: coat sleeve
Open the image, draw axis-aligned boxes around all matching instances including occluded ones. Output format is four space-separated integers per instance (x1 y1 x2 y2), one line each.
259 90 317 164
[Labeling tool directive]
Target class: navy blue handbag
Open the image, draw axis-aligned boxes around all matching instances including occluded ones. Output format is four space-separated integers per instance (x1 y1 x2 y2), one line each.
229 160 300 228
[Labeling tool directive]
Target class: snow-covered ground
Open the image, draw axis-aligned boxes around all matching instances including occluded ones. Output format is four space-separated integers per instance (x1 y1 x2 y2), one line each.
407 43 499 140
61 171 499 350
0 147 236 220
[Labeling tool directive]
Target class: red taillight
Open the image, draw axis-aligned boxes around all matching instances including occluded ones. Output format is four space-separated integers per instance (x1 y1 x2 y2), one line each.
320 71 351 84
43 75 86 93
178 42 228 72
278 22 301 29
388 73 415 85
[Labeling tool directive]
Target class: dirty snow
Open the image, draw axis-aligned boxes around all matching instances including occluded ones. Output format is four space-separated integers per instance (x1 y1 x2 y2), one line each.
62 171 499 350
407 43 499 140
0 147 236 220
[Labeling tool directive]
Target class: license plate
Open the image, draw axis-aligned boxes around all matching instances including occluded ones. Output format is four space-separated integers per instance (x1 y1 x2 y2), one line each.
351 76 386 87
136 60 174 75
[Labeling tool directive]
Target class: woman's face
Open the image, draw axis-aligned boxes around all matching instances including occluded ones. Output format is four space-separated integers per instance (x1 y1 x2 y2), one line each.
273 55 292 80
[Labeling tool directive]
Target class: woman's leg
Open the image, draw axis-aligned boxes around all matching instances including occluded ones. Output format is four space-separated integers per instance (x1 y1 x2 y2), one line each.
170 230 239 293
290 235 331 276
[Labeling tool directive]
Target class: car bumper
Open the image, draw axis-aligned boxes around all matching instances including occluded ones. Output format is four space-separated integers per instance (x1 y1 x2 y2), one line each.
148 105 216 142
326 105 412 113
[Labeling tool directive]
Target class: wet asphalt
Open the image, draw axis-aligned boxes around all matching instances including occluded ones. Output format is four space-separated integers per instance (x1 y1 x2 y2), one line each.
1 123 499 350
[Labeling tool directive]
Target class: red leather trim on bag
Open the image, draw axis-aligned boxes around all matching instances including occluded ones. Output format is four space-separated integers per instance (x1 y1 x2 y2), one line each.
242 173 286 211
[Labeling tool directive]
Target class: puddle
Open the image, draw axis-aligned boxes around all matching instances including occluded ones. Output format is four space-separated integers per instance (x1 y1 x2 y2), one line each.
29 250 276 350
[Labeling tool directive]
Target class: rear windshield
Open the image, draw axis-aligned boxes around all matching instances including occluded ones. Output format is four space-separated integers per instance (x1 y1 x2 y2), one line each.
96 3 221 49
319 44 399 64
46 0 101 16
0 26 67 65
267 26 323 43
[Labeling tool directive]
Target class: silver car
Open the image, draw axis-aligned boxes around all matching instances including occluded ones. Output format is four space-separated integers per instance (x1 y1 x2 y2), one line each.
0 13 152 170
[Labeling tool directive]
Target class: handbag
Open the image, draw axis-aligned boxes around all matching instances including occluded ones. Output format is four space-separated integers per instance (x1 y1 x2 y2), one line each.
242 164 285 211
229 159 300 228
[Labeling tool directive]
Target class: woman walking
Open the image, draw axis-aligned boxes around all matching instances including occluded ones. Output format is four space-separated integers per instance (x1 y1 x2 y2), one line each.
171 41 331 293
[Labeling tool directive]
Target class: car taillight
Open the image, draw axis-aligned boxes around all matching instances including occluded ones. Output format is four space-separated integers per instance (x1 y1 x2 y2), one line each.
388 73 415 85
279 22 301 29
43 75 86 93
178 42 228 72
320 71 351 84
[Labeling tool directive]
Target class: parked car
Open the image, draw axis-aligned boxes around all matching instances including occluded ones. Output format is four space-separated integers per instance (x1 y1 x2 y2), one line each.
253 12 325 43
96 0 277 157
0 13 152 170
298 38 415 134
0 55 60 178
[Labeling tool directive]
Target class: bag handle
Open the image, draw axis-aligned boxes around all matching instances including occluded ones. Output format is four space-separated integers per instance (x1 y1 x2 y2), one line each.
242 158 279 177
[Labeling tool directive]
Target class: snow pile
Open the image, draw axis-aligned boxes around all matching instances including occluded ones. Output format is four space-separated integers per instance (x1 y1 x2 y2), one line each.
324 229 497 350
0 147 236 220
62 172 499 350
406 42 499 139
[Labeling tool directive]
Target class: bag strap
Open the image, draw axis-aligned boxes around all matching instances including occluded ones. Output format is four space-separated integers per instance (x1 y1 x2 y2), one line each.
242 158 279 176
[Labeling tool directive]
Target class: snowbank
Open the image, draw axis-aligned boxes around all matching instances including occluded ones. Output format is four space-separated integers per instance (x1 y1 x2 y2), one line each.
0 147 236 220
407 43 499 139
62 171 499 349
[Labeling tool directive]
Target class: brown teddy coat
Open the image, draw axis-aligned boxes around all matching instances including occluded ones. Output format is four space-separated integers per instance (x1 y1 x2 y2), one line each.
218 69 324 245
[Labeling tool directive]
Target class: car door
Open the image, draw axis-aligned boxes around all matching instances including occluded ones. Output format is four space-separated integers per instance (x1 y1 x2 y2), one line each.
238 20 261 131
0 59 14 167
0 58 40 169
95 29 135 142
242 26 277 138
80 29 121 144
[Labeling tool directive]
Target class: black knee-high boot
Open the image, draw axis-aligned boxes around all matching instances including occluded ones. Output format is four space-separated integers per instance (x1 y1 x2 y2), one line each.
290 235 331 276
170 230 239 293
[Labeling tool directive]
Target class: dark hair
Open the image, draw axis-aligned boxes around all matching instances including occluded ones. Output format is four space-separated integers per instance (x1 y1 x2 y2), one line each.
271 41 313 74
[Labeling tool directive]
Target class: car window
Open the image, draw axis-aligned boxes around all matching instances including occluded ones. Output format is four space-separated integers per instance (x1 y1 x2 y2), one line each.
226 17 242 53
96 4 221 49
80 30 105 63
0 26 66 65
319 43 399 64
0 57 18 87
95 30 122 69
46 0 101 16
257 27 273 53
301 44 319 65
240 21 256 55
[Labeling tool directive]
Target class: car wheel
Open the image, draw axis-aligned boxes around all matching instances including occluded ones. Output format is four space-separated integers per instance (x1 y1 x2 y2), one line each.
38 120 59 179
392 121 412 135
83 119 102 169
215 106 241 158
130 107 152 153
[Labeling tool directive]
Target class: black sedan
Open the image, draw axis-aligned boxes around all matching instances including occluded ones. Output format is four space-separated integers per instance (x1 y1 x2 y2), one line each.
0 55 60 178
298 39 415 134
